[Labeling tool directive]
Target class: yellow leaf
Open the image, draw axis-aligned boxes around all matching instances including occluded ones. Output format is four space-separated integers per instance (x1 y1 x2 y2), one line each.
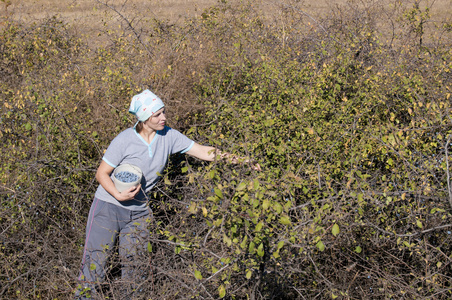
218 285 226 298
188 174 194 184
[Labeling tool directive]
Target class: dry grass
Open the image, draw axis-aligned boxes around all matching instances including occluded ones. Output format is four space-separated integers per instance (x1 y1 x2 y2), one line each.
6 0 451 21
2 0 451 48
6 0 219 21
3 0 225 46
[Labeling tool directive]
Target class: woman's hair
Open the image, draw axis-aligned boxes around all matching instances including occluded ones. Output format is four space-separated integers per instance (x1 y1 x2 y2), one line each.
135 121 144 133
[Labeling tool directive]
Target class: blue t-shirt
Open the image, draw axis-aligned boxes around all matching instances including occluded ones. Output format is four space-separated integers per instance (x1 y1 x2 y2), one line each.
94 126 194 210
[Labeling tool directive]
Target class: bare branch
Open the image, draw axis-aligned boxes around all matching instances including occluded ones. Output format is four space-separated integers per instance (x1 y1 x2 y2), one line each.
94 0 153 58
445 135 452 210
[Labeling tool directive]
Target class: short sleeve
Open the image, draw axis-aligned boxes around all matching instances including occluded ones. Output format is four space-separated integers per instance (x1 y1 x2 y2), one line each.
102 130 130 168
167 128 194 154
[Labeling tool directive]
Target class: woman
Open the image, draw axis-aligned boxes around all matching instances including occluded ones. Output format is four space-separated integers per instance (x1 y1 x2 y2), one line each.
75 90 259 299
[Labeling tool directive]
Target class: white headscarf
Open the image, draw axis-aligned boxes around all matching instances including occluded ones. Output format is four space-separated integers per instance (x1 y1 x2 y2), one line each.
129 90 165 122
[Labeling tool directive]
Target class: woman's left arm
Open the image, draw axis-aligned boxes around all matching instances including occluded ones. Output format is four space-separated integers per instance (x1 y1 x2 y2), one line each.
186 143 261 171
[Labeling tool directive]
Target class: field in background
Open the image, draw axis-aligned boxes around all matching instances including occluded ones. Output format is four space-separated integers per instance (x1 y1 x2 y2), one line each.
4 0 451 47
6 0 452 21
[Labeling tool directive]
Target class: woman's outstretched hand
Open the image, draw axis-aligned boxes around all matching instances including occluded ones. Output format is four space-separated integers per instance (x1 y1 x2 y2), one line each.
251 162 262 171
186 143 262 171
223 154 262 171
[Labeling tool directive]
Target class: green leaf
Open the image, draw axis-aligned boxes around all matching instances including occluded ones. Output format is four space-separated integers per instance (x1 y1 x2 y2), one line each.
214 188 223 199
237 182 247 191
387 157 394 166
273 203 283 214
223 234 232 246
416 219 423 228
246 270 252 279
316 240 325 251
257 243 264 257
277 240 284 250
195 270 203 280
249 241 255 253
255 221 263 232
388 134 396 146
279 215 291 225
214 218 222 227
90 263 96 271
332 224 340 237
188 202 197 213
253 179 260 190
355 246 362 253
147 242 152 253
240 236 248 249
264 119 275 126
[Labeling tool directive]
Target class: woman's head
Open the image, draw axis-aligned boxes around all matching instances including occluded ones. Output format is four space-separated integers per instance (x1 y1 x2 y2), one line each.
135 107 166 133
129 90 165 122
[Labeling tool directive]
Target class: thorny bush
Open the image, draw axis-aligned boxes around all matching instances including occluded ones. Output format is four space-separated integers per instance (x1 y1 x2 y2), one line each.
0 0 451 299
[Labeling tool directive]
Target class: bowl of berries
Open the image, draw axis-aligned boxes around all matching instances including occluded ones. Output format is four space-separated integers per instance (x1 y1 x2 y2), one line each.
112 164 142 193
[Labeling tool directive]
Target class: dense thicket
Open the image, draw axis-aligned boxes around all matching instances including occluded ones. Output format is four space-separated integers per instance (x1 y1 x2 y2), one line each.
1 0 451 299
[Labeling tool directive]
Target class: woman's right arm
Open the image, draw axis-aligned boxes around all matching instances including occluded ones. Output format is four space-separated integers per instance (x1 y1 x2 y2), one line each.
95 160 141 201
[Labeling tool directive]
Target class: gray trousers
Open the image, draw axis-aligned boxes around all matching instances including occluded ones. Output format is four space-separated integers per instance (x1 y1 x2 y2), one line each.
76 198 151 298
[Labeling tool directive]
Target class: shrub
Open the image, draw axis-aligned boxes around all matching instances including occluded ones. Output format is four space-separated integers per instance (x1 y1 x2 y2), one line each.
0 0 451 299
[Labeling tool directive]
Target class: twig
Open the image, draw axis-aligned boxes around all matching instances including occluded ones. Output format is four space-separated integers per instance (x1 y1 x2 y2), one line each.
279 3 344 47
307 253 332 286
367 222 452 238
201 262 230 282
151 238 194 248
0 184 16 193
445 135 452 211
94 0 153 58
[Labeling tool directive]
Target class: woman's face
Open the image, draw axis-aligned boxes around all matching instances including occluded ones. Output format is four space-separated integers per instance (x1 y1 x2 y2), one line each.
144 108 166 131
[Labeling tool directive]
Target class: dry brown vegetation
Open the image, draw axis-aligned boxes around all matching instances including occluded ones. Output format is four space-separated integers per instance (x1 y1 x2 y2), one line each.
6 0 450 45
1 0 452 299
